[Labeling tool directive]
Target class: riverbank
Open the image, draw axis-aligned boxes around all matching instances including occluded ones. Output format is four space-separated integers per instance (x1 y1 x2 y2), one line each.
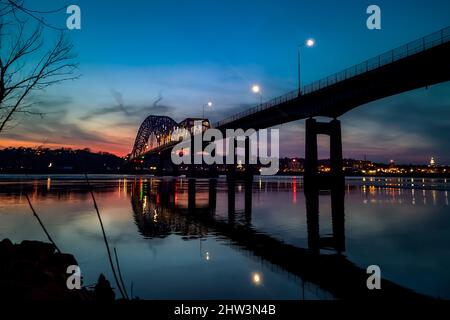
0 239 115 300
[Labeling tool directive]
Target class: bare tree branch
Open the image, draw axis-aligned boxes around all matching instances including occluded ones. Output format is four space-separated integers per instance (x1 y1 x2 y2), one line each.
0 0 78 134
6 0 67 31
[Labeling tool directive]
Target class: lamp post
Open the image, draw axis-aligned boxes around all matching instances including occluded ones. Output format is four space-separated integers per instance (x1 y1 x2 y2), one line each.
252 84 262 104
202 101 213 119
298 38 315 96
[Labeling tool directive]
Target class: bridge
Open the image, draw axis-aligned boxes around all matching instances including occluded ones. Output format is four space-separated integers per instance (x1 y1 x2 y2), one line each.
128 26 450 182
123 27 450 300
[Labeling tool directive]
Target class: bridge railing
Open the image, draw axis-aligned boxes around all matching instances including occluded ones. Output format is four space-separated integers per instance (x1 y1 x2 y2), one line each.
216 26 450 127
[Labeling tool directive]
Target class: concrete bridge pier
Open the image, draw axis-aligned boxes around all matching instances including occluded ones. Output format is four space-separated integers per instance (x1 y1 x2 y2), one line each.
244 136 255 182
305 186 320 253
185 135 219 178
304 117 345 253
227 180 235 224
305 182 346 254
208 178 217 214
304 118 344 191
331 183 346 253
226 136 237 183
184 178 218 215
188 137 196 178
206 139 218 178
188 178 196 213
226 136 255 183
155 154 163 176
152 149 179 176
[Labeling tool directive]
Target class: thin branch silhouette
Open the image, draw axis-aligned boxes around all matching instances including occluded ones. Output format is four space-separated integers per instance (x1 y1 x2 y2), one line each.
114 247 130 300
0 0 78 133
25 193 61 253
6 0 67 31
84 173 127 300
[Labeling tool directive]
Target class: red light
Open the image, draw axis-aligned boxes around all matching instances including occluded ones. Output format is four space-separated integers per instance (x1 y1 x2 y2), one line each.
292 177 297 204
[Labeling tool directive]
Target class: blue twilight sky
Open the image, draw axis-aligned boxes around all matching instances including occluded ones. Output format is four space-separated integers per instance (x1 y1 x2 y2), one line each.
2 0 450 164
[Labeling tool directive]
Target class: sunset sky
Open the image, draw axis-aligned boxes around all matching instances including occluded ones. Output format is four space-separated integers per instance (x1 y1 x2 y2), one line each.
1 0 450 164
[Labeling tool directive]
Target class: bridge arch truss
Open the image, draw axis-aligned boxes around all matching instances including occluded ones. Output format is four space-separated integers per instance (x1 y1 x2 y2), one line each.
130 115 179 159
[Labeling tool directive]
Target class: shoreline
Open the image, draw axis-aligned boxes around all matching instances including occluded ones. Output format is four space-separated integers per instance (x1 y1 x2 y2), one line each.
0 173 449 179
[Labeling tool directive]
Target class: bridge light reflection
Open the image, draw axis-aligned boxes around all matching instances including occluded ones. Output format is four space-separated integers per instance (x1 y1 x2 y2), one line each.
292 177 297 204
252 272 262 285
143 195 147 212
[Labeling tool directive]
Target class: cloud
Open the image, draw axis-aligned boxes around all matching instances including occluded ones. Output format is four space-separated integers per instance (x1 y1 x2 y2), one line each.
79 90 175 121
71 63 278 123
253 82 450 164
2 62 450 162
33 95 75 109
340 82 450 163
0 96 131 154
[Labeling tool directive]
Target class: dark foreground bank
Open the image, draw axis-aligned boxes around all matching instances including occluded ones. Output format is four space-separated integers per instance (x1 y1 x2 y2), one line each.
0 239 115 301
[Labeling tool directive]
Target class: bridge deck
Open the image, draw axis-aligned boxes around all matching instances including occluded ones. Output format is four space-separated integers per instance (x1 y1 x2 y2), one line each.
133 26 450 163
216 26 450 131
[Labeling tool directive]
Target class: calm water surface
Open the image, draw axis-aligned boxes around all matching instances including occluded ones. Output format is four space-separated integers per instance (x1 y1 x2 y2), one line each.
0 175 449 299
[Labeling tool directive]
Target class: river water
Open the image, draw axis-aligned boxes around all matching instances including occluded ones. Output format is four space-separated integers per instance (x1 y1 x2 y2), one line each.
0 175 449 299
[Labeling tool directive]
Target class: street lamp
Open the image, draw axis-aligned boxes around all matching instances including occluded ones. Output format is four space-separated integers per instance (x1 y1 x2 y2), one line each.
202 101 213 119
252 84 262 104
298 38 315 96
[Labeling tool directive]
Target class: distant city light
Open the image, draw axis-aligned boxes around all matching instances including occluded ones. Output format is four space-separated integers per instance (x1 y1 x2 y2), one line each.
430 156 436 167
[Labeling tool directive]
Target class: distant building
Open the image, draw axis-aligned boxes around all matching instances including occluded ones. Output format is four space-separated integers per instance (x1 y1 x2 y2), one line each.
389 159 395 168
429 156 437 167
288 158 301 171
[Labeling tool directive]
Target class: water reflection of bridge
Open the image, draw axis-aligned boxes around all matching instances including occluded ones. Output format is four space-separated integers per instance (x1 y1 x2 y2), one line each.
130 177 428 300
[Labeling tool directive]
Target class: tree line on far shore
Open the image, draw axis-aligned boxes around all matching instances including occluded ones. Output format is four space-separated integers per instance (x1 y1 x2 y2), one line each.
0 147 124 173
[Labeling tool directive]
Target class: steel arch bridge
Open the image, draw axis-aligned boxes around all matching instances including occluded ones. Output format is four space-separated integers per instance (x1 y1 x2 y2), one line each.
130 115 179 159
129 26 450 164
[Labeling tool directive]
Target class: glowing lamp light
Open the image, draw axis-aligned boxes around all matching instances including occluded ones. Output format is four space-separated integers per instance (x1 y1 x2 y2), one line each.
306 38 315 47
252 85 261 94
252 272 262 285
